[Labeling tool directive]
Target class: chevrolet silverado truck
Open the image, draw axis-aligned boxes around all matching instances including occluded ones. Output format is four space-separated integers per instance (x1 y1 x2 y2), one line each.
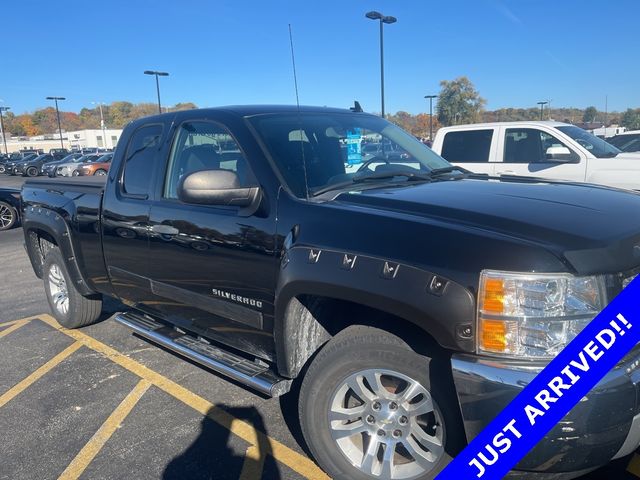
21 106 640 480
432 121 640 190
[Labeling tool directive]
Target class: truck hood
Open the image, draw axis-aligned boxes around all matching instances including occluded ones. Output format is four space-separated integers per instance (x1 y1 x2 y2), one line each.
335 177 640 275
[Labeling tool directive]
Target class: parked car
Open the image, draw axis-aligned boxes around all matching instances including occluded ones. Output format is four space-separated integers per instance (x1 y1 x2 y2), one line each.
73 153 113 176
42 153 84 177
21 106 640 480
432 121 640 190
0 188 20 231
607 131 640 153
55 153 101 177
15 152 68 177
3 153 39 175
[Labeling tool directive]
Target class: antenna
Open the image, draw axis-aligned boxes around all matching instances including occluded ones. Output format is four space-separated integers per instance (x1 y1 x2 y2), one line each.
288 23 309 199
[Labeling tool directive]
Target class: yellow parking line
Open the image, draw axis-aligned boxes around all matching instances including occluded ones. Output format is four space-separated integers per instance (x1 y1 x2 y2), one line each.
628 453 640 478
0 315 39 328
0 319 30 339
0 341 82 409
239 445 266 480
58 379 152 480
38 314 329 480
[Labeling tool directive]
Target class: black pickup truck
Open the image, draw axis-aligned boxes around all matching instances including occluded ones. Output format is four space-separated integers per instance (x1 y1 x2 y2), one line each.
22 106 640 480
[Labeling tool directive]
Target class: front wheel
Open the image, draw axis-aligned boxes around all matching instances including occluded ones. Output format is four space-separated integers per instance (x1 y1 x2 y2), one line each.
94 169 107 176
26 166 39 177
42 247 102 328
0 201 17 230
299 326 460 480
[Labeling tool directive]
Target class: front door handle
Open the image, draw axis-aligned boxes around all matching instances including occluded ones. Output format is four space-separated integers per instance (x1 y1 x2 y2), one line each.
149 225 180 236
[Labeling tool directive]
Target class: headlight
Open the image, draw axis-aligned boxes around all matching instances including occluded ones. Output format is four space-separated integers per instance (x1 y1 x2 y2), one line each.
477 270 605 359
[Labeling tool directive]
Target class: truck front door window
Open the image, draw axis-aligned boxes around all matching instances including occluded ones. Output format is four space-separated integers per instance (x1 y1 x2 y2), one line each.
504 128 576 164
165 121 254 199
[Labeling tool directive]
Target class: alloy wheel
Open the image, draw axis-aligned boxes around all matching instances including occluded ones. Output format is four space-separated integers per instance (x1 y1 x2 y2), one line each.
48 264 69 315
329 368 444 479
0 203 15 229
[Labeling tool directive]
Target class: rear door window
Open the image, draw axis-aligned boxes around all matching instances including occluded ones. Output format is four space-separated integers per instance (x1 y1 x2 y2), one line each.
122 124 163 197
441 130 493 163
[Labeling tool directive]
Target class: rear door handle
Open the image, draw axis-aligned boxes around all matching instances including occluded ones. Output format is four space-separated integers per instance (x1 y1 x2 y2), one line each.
149 225 180 236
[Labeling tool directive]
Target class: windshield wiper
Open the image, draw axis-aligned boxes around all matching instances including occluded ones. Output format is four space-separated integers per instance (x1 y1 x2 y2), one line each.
352 170 435 183
311 166 470 197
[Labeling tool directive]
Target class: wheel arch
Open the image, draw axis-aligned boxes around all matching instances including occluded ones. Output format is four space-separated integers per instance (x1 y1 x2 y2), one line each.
23 208 95 296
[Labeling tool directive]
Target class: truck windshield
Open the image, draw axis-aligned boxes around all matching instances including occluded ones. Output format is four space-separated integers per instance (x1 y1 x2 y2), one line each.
556 125 621 158
250 112 452 197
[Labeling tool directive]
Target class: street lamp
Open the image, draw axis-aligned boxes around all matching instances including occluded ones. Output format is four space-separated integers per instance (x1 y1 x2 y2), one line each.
0 106 10 155
92 101 108 149
365 11 397 118
537 101 548 121
424 95 437 140
143 70 169 114
46 96 66 149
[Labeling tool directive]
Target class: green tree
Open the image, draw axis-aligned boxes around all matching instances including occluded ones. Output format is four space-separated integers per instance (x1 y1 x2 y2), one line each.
437 77 486 126
583 106 598 123
621 108 640 130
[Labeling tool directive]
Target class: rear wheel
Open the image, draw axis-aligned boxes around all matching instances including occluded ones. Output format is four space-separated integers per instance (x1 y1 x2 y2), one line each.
94 169 107 176
72 169 80 176
299 326 460 480
42 247 102 328
26 166 38 177
0 201 17 230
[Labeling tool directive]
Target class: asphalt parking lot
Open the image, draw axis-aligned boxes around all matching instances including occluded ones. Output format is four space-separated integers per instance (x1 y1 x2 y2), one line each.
0 173 638 480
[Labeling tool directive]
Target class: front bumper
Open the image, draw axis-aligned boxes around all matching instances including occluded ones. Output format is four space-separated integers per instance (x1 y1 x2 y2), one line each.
452 348 640 478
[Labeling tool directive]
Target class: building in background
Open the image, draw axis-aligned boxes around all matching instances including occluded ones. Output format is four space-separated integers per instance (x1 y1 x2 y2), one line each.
4 128 122 153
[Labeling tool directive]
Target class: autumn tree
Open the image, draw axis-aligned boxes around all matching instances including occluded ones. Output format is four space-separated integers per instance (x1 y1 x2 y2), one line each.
437 77 486 126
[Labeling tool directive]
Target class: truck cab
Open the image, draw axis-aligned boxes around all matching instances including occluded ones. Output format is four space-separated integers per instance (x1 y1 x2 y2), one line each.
432 121 640 190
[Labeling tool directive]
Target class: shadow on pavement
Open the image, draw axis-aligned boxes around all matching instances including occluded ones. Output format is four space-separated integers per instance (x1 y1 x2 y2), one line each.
163 405 280 480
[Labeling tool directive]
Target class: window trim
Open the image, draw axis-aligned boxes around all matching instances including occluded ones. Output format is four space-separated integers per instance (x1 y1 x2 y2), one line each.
119 123 164 200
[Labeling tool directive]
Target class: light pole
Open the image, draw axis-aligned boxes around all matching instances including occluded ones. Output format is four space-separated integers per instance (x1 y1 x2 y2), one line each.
537 101 548 121
0 106 9 155
46 96 66 149
92 101 108 149
143 70 169 114
424 95 437 140
365 11 397 118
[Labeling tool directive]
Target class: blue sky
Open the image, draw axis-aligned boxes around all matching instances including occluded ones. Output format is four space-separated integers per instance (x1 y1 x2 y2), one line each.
1 0 638 115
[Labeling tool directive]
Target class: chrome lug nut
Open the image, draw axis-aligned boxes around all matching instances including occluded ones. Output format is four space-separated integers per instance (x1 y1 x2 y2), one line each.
377 429 386 437
372 401 382 411
389 402 398 411
366 415 375 424
399 416 408 425
393 429 402 438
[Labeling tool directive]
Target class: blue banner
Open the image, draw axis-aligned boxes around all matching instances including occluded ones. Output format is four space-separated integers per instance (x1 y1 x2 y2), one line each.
437 276 640 480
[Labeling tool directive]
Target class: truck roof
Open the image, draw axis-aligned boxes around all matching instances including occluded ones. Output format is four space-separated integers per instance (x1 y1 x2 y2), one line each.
137 105 363 123
438 120 573 131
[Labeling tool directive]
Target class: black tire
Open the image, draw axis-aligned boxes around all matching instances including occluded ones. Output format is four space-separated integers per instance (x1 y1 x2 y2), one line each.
26 166 38 177
0 201 17 231
42 247 102 328
94 169 107 176
299 326 462 480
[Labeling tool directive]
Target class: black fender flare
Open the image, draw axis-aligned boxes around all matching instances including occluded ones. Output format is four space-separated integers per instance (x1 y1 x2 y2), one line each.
274 246 476 378
23 206 95 297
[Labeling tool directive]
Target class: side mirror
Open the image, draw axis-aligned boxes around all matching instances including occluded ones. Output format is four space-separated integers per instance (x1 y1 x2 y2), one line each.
177 169 261 208
545 146 577 163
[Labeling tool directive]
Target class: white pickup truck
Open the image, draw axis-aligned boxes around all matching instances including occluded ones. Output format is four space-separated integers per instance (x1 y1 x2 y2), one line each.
432 121 640 190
